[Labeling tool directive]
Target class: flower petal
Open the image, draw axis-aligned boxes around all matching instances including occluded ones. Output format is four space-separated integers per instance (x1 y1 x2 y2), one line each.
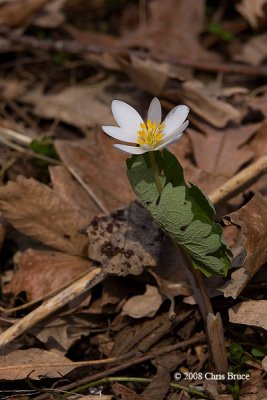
147 97 162 123
102 126 137 143
114 144 147 154
112 100 143 135
163 120 189 141
163 105 189 135
155 126 187 150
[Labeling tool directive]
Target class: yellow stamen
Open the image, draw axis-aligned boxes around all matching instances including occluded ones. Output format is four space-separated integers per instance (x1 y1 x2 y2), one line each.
137 119 164 148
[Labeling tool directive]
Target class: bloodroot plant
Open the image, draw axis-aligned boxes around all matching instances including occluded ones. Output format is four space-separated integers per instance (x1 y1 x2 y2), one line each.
102 97 232 372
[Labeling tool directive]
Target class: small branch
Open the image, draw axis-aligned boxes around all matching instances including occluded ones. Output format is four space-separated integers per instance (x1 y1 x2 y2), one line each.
52 335 205 393
69 376 208 399
209 155 267 205
4 32 267 77
0 268 103 349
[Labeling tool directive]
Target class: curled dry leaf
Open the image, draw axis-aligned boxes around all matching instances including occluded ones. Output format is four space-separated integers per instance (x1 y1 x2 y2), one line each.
3 249 92 301
236 0 267 29
0 0 50 27
122 285 163 319
0 348 75 380
222 193 267 298
87 201 163 276
0 176 88 256
182 80 241 128
229 300 267 330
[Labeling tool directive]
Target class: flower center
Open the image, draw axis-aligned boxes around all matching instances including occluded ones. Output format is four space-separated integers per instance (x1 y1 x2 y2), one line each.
137 119 164 148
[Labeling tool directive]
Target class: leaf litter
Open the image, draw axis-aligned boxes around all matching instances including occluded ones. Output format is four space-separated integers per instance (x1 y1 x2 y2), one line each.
0 1 266 399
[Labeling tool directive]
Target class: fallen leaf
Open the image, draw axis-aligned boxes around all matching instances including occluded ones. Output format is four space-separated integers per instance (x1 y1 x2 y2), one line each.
122 285 163 319
263 356 267 371
33 0 65 28
0 0 49 27
87 202 163 276
55 136 134 212
49 165 98 223
0 348 75 380
250 120 267 159
21 78 136 130
188 122 260 177
120 0 219 62
142 351 185 400
118 54 170 96
0 78 27 102
229 300 267 330
3 249 92 301
236 0 267 29
235 33 267 66
112 383 143 400
31 313 99 353
0 176 88 256
222 194 267 298
182 80 241 128
21 81 113 130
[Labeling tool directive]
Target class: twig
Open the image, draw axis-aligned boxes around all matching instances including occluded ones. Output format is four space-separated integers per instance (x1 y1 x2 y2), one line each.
0 268 103 349
4 32 267 77
67 166 108 214
209 155 267 205
68 376 208 399
0 134 61 165
51 335 206 394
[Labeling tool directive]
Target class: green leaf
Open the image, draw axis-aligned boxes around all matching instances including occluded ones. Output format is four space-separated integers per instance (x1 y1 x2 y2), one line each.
251 347 267 358
127 149 232 277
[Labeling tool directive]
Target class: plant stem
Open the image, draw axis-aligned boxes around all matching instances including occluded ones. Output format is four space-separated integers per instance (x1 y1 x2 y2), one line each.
67 376 208 398
149 151 163 193
148 151 227 373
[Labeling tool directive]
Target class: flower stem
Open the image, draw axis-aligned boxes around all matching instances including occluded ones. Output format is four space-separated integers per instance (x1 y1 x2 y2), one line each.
149 151 163 194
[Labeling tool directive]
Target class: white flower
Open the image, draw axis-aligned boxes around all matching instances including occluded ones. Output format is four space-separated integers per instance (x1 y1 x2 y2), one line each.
102 97 189 154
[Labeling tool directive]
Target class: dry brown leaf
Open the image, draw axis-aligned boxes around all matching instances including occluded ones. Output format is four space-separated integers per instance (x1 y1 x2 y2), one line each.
55 136 134 212
122 285 163 319
0 348 75 380
150 238 191 303
235 33 267 66
31 314 99 353
188 122 260 177
112 383 143 400
21 78 136 130
222 194 267 298
49 165 98 223
0 78 27 102
0 0 49 27
236 0 267 29
263 355 267 371
118 54 170 96
229 300 267 330
142 352 185 400
21 81 113 129
120 0 219 62
0 176 88 256
87 202 162 276
33 0 65 28
182 80 241 128
250 120 267 159
3 249 92 301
